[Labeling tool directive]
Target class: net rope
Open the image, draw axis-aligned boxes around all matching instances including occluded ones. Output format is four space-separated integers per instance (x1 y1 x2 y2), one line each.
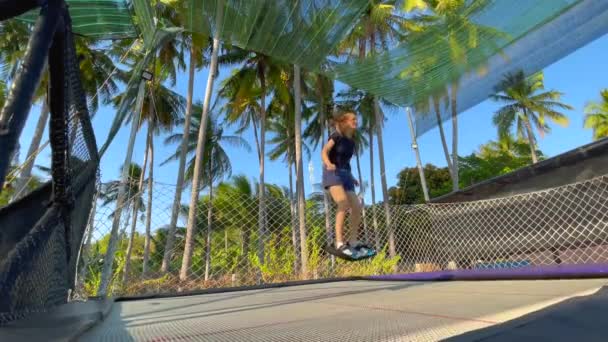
16 0 137 40
77 173 608 298
4 38 139 195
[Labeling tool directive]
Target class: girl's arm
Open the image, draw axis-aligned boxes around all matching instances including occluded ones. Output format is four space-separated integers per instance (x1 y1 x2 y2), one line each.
321 139 336 170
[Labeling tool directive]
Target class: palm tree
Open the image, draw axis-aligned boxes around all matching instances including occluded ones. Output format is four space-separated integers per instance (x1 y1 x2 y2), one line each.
96 0 186 295
162 108 251 183
161 24 211 274
478 133 542 161
179 1 225 281
267 102 301 271
217 47 290 270
336 0 410 258
97 73 148 295
98 164 146 221
113 57 185 280
0 80 6 111
213 175 259 272
100 51 185 291
491 70 572 163
97 163 146 291
302 72 336 252
268 67 312 276
166 112 248 281
0 20 30 78
404 0 507 190
583 89 608 141
405 62 453 180
100 166 146 284
121 152 149 286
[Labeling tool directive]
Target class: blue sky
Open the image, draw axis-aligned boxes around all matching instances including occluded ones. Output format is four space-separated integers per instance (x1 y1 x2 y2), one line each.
16 32 608 210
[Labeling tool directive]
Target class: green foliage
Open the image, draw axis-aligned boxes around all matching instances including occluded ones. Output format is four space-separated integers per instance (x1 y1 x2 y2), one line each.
459 136 544 188
249 228 296 282
0 170 43 207
210 239 242 275
0 80 6 109
583 89 608 141
124 273 175 296
491 70 572 146
149 226 187 272
388 164 452 204
388 134 546 202
83 264 102 297
306 224 330 276
339 248 400 276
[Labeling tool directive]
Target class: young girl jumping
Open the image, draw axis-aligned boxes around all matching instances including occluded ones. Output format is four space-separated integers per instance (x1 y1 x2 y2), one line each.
321 111 375 260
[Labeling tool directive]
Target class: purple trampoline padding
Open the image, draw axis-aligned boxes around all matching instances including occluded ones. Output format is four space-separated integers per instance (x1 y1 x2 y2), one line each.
365 263 608 281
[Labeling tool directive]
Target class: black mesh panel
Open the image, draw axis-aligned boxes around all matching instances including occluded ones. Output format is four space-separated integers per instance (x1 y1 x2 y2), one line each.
0 5 99 325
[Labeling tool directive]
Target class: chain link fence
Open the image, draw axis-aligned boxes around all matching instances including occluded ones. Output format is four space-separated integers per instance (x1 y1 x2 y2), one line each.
74 174 608 298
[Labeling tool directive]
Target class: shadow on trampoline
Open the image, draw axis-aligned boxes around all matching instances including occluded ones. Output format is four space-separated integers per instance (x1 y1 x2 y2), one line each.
445 285 608 341
119 287 277 320
119 283 400 320
116 281 424 329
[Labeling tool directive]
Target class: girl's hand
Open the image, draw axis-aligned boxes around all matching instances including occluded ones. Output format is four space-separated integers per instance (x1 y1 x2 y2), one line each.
326 163 336 171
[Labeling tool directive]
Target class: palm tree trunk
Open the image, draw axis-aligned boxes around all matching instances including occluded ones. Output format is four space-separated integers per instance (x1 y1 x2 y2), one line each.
322 126 335 269
373 98 396 258
98 79 146 296
204 152 213 282
523 109 539 163
122 131 149 287
76 194 97 295
251 116 261 163
368 130 380 251
294 64 308 278
287 146 300 273
180 2 223 281
257 64 267 271
406 107 430 202
120 201 132 242
368 31 394 257
355 152 369 240
162 43 197 274
12 99 49 201
142 123 154 277
433 95 453 173
450 83 459 191
250 113 263 269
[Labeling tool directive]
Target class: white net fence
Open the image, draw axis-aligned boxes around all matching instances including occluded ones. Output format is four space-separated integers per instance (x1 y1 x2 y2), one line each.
74 174 608 298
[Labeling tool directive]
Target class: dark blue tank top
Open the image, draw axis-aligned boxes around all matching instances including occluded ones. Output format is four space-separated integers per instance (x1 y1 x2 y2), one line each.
328 131 355 171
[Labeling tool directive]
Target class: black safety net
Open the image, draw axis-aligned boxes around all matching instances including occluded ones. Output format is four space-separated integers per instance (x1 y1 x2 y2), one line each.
0 3 99 325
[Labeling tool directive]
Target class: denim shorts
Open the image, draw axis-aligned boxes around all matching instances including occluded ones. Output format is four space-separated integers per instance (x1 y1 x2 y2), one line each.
322 168 355 192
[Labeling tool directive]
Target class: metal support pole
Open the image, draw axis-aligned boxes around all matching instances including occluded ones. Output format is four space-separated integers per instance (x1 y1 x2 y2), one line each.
406 107 430 202
0 0 62 190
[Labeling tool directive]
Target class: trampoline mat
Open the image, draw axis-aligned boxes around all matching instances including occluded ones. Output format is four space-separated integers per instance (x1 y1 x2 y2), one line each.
79 279 607 341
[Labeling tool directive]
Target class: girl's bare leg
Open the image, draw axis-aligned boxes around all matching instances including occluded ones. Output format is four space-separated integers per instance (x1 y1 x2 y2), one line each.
346 191 361 244
328 185 349 246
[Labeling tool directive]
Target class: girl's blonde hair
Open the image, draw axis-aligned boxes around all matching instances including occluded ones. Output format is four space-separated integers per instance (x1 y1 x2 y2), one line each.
331 111 357 136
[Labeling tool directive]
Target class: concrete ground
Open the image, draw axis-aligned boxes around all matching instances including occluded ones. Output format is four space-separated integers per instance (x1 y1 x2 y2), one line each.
76 278 607 341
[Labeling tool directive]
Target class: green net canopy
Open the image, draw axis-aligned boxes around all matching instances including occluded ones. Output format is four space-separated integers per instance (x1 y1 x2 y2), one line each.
18 0 137 40
174 0 370 71
165 0 608 136
325 0 603 135
16 0 608 137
